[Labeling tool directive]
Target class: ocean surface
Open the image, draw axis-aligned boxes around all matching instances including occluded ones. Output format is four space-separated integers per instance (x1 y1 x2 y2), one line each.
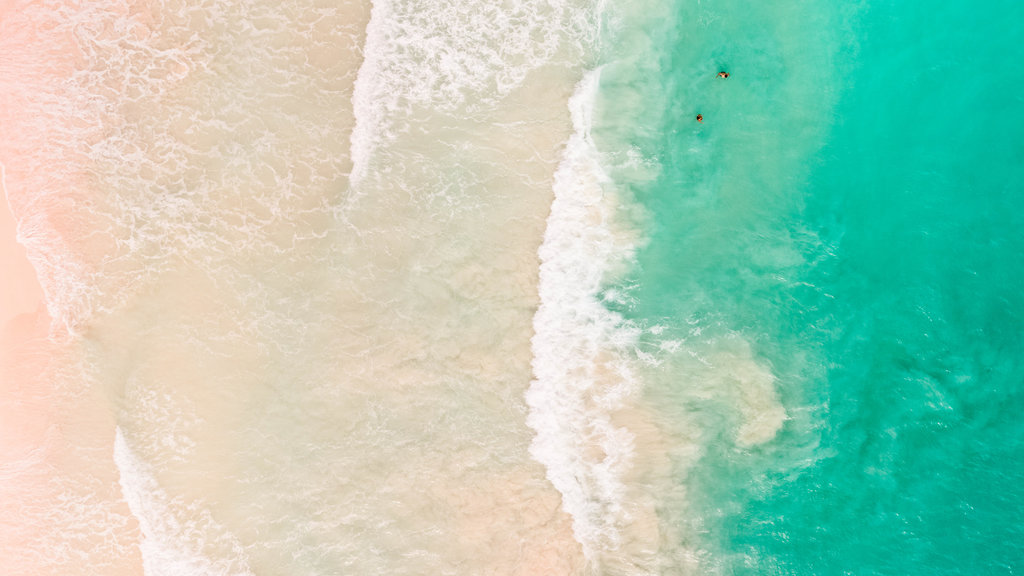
1 0 1022 574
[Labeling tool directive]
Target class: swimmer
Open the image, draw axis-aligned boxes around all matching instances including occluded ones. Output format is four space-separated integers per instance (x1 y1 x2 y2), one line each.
696 114 703 123
717 71 729 78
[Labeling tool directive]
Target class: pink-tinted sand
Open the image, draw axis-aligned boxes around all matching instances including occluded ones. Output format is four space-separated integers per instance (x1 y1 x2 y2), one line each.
0 1 45 340
0 171 44 340
1 3 143 574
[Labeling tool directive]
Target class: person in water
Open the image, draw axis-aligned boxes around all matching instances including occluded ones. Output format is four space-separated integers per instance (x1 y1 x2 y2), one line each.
696 114 703 122
717 71 729 78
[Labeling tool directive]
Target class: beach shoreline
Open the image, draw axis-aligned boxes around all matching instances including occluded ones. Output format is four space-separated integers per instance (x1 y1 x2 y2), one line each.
0 0 598 572
0 164 44 341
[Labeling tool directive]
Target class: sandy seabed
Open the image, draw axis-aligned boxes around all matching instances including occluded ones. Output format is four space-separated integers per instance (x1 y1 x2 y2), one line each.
0 0 590 574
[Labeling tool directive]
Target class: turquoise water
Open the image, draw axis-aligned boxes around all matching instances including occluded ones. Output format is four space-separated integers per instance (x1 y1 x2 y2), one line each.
5 0 1023 572
598 0 1024 573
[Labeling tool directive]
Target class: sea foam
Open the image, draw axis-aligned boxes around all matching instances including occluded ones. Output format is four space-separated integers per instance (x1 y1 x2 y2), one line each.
348 0 594 188
526 68 647 567
114 427 253 576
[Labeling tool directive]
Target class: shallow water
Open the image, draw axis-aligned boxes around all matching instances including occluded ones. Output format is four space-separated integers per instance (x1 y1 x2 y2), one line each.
597 0 1024 573
2 0 591 573
2 0 1022 574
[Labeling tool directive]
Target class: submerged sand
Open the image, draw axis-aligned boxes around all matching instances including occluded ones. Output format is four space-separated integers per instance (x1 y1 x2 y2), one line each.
1 0 590 573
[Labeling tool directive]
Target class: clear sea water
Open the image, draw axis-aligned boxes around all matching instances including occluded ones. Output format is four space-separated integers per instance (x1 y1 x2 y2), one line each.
2 0 1022 574
591 0 1024 573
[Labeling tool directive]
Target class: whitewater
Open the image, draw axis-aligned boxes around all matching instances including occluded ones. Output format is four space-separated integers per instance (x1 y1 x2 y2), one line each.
3 0 1023 574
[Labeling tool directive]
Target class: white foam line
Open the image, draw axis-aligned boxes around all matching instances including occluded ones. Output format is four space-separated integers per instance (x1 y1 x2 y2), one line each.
114 427 254 576
347 0 389 190
0 160 54 327
3 156 88 335
347 0 583 192
526 68 644 567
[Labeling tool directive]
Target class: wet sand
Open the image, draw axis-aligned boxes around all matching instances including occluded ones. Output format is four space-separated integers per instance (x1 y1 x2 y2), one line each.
0 3 144 574
0 174 43 338
1 0 589 573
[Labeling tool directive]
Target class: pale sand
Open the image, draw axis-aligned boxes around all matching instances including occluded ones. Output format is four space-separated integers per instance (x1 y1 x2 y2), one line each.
0 3 144 574
0 0 45 339
0 170 44 338
0 1 589 574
